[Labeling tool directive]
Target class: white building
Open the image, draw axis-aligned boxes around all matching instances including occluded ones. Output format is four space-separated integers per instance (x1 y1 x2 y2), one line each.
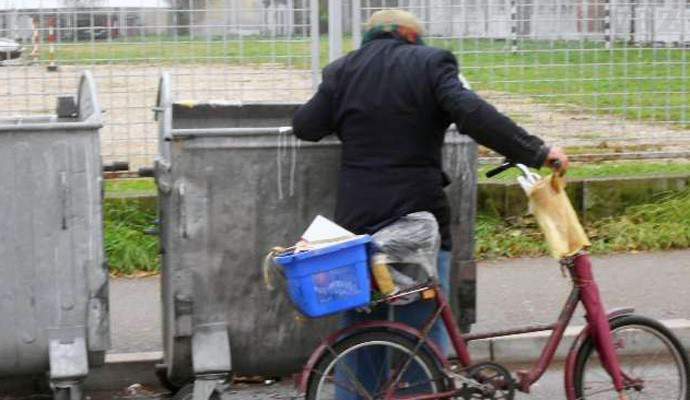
0 0 170 41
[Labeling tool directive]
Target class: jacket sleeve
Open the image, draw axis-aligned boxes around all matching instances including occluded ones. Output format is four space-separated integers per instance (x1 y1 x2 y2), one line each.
292 67 337 142
429 50 549 168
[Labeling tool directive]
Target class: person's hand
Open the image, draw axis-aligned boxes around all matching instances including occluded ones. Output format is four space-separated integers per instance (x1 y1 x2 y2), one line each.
546 147 569 174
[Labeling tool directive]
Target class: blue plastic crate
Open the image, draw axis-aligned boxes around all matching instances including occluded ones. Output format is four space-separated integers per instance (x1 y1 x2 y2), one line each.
274 235 372 318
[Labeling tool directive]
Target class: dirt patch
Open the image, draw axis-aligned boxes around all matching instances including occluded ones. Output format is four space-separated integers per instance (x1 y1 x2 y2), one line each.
1 63 688 170
481 90 689 151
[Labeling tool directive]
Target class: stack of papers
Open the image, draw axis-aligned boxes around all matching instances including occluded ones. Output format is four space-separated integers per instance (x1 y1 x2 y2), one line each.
298 216 362 251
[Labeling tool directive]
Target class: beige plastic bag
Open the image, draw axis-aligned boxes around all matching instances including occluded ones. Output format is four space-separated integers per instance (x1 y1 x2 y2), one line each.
527 174 590 259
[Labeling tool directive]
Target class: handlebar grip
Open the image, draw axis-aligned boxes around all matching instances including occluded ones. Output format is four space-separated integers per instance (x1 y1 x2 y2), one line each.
485 161 514 178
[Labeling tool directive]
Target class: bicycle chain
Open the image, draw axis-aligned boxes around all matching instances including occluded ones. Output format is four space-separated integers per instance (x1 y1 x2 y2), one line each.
448 361 516 400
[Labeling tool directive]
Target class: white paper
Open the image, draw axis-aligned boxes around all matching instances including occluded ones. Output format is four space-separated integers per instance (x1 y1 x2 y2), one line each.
301 215 354 243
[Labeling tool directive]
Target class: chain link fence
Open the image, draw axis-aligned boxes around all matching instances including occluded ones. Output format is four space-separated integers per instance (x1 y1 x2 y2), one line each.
346 0 690 162
1 0 689 169
0 0 319 170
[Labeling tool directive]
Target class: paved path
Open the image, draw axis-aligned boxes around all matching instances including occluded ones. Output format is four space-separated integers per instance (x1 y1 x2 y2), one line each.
110 277 162 353
474 249 690 334
72 362 616 400
110 250 690 354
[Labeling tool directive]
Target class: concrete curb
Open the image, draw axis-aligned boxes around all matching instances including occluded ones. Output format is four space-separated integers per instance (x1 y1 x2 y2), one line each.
93 319 690 391
466 318 690 364
85 351 164 391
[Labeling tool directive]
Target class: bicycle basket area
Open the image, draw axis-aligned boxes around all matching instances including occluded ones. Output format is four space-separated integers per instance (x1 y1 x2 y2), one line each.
274 235 372 318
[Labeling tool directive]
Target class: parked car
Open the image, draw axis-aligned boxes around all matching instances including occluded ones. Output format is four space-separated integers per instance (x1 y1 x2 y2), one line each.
0 38 22 63
77 27 111 41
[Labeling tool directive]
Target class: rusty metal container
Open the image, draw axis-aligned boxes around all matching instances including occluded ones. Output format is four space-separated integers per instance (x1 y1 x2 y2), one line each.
153 72 477 387
0 71 109 397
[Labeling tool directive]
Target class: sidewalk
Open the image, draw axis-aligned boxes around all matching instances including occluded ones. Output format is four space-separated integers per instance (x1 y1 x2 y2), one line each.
3 250 685 398
110 249 690 356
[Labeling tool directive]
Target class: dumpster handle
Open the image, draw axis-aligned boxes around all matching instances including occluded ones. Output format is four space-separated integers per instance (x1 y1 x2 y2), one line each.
178 183 188 239
59 171 69 230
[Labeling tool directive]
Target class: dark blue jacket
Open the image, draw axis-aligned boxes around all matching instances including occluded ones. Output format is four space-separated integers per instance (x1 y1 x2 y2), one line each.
293 36 548 250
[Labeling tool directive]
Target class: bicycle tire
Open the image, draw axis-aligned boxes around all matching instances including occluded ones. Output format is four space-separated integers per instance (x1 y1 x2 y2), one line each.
306 330 451 400
573 314 690 400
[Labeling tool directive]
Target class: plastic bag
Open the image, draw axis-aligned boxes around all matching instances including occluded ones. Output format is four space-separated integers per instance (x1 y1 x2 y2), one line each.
525 174 590 259
371 211 441 290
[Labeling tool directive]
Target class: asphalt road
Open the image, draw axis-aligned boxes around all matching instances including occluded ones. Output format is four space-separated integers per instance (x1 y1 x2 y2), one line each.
110 250 690 354
5 249 690 399
42 362 601 400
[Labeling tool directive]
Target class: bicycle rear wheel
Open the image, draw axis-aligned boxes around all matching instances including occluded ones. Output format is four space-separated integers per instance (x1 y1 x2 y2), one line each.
573 315 689 400
306 330 451 400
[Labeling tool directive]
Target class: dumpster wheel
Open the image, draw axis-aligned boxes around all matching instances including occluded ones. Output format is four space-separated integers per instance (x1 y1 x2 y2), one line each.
172 382 220 400
155 364 187 393
54 387 69 400
53 384 82 400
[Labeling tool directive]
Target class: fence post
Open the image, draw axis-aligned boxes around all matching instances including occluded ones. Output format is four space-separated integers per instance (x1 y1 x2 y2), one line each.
47 16 58 72
30 17 39 65
682 0 687 126
650 0 656 44
352 0 362 50
328 0 343 61
310 0 320 89
510 0 517 53
604 0 612 49
629 0 636 45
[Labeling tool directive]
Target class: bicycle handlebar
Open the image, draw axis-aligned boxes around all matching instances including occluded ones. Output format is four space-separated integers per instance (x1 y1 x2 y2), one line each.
485 161 514 178
485 159 563 179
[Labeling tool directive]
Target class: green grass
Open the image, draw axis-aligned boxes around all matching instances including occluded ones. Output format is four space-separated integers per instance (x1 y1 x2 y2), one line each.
52 35 330 67
429 38 690 126
104 198 159 276
103 181 690 273
50 36 690 127
476 188 690 260
478 160 690 182
103 162 690 198
105 178 156 196
590 190 690 252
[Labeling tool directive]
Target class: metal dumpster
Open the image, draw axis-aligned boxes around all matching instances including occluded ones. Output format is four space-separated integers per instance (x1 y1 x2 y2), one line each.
154 72 477 389
0 71 109 398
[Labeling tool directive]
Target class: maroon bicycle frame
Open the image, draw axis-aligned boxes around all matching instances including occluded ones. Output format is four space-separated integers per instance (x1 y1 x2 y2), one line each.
299 254 634 399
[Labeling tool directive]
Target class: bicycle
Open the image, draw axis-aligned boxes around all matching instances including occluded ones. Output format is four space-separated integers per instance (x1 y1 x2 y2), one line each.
295 162 690 400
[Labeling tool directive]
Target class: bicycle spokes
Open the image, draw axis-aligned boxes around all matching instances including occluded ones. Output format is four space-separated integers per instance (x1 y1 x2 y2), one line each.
579 324 686 399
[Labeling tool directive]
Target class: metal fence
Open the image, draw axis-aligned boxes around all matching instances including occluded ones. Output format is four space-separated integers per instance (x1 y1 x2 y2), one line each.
0 0 320 169
344 0 690 162
1 0 689 169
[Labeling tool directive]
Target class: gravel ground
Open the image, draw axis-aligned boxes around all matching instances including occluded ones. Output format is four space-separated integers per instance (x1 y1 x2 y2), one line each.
1 63 688 170
0 362 631 399
2 250 689 399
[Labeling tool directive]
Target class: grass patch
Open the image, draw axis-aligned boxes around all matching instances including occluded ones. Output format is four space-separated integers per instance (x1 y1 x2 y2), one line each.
102 163 690 273
430 39 690 127
105 178 157 196
475 213 547 259
103 184 690 273
478 160 690 182
103 163 690 198
104 198 159 276
476 188 690 260
49 36 690 127
589 190 690 252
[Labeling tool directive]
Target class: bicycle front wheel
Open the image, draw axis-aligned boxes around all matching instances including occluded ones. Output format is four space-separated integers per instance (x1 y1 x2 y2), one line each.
573 315 690 400
306 330 451 400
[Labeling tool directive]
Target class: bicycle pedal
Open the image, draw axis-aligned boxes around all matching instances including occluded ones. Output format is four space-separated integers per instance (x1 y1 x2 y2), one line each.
515 369 531 390
516 369 529 380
